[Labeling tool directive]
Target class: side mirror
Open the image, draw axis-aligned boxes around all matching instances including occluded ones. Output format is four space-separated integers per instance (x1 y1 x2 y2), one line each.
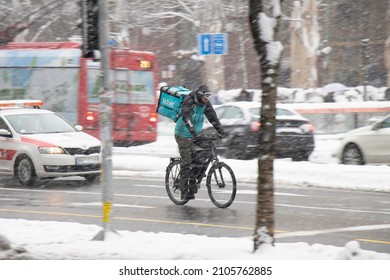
0 129 12 137
372 122 382 131
74 125 83 131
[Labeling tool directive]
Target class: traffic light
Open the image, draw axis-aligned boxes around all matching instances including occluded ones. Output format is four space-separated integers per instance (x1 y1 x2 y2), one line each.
79 0 99 58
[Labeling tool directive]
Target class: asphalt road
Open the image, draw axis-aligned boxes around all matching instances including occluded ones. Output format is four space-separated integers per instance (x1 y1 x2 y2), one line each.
0 175 389 254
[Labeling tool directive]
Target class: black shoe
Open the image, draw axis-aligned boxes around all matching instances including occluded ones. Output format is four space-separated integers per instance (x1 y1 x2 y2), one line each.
180 190 187 200
185 190 195 200
188 180 200 194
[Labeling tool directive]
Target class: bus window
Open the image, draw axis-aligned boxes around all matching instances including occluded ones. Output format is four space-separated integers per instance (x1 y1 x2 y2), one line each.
128 71 155 104
111 70 155 105
0 48 80 123
113 69 129 104
87 61 100 104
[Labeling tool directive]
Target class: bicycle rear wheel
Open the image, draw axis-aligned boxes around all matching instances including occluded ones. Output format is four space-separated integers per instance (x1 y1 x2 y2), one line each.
206 162 237 208
165 159 189 205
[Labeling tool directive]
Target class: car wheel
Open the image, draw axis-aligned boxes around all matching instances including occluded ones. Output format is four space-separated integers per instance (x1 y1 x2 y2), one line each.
83 174 100 182
342 144 365 165
225 135 248 159
224 141 238 159
292 152 309 161
15 155 36 186
240 150 257 160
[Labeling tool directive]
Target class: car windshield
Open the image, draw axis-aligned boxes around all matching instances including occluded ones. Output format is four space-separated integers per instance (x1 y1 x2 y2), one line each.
378 115 390 128
249 107 296 117
6 113 77 134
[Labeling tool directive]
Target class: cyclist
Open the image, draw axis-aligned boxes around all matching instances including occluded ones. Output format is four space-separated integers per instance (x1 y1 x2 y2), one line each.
174 85 226 200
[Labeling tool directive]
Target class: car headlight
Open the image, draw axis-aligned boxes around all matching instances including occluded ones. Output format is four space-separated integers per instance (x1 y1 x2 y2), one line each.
39 147 65 154
300 123 315 134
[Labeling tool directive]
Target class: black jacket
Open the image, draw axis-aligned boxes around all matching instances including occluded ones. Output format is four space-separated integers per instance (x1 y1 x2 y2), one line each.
175 90 224 137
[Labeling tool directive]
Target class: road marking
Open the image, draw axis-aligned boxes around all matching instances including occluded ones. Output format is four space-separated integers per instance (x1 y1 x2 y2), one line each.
70 202 155 209
134 184 162 188
356 238 390 245
134 184 310 197
0 187 101 196
1 208 388 245
2 186 389 215
237 190 308 196
114 216 267 231
277 224 390 238
0 198 18 201
276 203 390 215
0 208 284 233
0 208 101 219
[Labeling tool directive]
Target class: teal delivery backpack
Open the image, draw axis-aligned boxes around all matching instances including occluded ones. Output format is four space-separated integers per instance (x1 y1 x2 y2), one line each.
157 86 191 122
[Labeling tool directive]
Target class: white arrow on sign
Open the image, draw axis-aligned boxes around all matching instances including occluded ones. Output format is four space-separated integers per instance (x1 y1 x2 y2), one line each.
203 37 210 53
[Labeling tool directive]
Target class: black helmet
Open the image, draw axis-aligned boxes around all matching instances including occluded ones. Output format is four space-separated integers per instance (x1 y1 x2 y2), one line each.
196 85 212 99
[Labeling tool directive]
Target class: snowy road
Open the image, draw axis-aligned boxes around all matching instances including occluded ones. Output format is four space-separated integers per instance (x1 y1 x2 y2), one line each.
1 175 389 254
1 125 390 258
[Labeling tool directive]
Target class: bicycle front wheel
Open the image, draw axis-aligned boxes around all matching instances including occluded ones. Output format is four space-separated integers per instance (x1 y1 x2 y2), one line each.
165 159 189 205
206 162 237 208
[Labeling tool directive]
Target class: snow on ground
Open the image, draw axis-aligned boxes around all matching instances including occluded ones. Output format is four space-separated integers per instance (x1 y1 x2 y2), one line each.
1 121 390 268
1 217 389 261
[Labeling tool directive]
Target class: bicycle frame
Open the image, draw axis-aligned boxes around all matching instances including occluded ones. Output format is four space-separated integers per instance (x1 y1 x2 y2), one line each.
184 137 219 185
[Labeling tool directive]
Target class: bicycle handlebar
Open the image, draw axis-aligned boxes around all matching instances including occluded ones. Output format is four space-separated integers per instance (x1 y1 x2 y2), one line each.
198 134 224 141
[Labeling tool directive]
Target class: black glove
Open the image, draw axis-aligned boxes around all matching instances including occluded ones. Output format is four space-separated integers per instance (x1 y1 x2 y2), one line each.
192 133 202 141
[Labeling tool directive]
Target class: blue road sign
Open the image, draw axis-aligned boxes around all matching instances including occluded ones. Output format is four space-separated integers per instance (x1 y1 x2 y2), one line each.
197 33 228 55
108 38 117 47
198 34 212 55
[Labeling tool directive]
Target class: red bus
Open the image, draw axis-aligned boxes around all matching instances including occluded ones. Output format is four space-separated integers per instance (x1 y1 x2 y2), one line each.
0 41 158 146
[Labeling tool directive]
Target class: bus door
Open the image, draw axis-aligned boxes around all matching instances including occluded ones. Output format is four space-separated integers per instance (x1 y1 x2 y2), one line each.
83 60 100 139
112 68 157 146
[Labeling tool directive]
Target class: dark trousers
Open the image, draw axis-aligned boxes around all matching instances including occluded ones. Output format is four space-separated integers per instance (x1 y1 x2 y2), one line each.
175 135 210 191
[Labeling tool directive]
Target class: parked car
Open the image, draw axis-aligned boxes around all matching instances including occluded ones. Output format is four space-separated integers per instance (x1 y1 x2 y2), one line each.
0 100 102 185
202 102 315 160
335 114 390 165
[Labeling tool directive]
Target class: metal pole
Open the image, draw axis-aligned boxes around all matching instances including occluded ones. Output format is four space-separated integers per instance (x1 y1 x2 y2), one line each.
93 0 115 241
361 38 369 101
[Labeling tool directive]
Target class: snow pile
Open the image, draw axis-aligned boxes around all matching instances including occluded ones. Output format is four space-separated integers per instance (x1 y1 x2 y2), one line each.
0 233 30 260
0 218 389 260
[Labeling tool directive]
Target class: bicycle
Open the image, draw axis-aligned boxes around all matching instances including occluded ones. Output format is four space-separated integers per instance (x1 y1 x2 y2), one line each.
165 134 237 208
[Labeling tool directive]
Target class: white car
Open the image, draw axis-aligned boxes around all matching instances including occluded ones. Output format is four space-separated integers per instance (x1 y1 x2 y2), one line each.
0 100 102 185
336 114 390 165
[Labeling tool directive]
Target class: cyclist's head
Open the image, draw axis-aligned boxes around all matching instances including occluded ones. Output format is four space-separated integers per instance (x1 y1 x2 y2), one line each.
196 85 212 103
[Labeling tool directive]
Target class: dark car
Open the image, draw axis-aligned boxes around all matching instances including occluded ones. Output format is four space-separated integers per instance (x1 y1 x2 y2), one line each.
202 102 315 160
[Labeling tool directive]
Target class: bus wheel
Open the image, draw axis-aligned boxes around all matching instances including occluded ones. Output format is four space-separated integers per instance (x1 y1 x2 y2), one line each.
15 155 36 186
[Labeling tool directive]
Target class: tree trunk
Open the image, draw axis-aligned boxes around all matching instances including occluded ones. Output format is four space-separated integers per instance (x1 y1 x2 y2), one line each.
249 0 283 252
385 36 390 87
290 0 320 89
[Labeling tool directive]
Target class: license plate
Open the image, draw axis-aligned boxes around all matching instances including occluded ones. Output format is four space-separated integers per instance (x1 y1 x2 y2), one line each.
76 156 100 165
